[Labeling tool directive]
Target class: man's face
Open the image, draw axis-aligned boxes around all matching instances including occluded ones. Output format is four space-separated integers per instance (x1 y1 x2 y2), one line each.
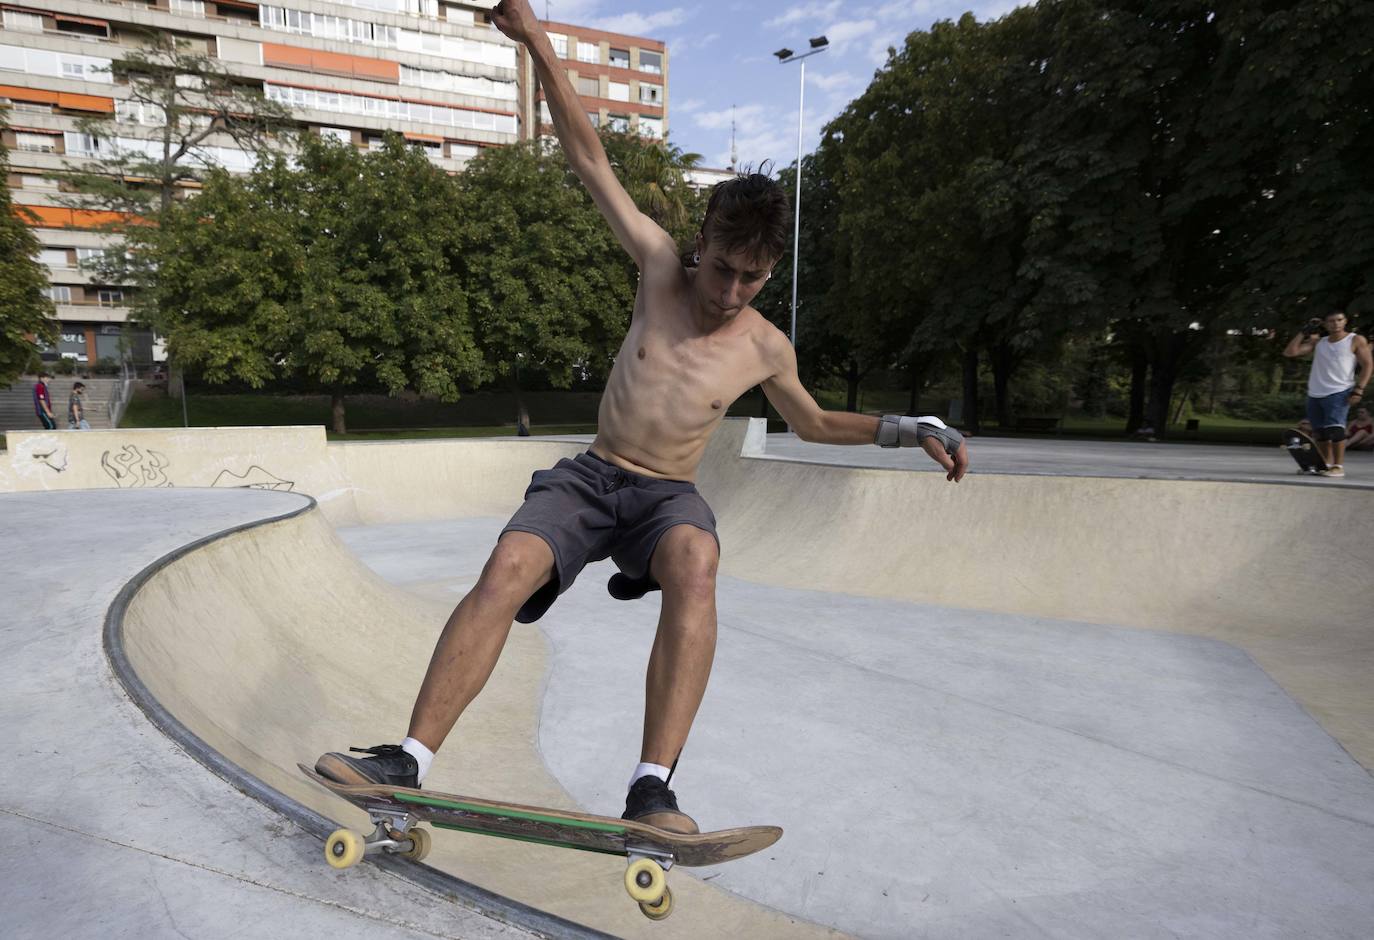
694 237 775 318
1324 312 1347 332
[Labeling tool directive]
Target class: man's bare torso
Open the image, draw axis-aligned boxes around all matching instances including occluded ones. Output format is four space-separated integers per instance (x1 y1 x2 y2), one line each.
590 266 779 481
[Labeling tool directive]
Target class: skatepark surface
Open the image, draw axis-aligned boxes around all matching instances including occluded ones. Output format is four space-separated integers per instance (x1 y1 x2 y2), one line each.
3 419 1373 938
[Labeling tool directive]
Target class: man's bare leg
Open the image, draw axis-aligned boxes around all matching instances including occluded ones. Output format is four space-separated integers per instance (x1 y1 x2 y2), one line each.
407 531 555 751
315 532 553 787
640 525 720 768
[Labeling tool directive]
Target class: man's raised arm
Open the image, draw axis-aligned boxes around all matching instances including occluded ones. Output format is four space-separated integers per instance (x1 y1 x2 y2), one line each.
490 0 675 269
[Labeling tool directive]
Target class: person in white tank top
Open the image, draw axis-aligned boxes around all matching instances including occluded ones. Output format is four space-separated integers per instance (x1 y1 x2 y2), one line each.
1283 310 1372 477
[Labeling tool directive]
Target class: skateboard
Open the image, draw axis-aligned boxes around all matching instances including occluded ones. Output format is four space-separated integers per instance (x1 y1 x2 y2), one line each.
1282 428 1328 474
299 764 782 921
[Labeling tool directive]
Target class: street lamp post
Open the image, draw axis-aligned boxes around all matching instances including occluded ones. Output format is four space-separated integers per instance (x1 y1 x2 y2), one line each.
774 36 829 351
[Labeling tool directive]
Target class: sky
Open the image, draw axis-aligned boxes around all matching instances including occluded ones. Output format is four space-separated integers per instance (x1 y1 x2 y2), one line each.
535 0 1024 170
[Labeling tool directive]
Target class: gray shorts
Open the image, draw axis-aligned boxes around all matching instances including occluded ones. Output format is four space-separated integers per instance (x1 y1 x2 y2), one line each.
500 451 719 623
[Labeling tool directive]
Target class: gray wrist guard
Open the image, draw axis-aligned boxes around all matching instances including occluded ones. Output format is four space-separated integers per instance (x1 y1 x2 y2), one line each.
875 415 963 455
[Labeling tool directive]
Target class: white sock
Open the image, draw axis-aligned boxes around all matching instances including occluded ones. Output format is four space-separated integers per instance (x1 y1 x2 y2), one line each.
400 737 435 785
629 762 672 789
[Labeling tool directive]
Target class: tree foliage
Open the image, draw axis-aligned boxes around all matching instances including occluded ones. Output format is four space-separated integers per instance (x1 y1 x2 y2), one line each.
0 124 56 385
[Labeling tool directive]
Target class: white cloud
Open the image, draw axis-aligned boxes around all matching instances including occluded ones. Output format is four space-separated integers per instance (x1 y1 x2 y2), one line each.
765 0 844 29
821 18 878 50
693 103 768 132
676 97 705 113
807 70 858 92
593 8 689 35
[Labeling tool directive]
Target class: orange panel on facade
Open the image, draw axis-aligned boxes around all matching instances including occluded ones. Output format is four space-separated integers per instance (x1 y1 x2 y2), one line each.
262 43 399 82
15 205 139 229
0 84 114 112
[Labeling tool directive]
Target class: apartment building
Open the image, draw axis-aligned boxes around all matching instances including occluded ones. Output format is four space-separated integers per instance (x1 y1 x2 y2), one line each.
519 19 667 142
1 0 519 367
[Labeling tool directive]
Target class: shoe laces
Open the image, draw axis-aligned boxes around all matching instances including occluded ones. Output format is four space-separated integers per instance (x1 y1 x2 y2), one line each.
349 744 407 760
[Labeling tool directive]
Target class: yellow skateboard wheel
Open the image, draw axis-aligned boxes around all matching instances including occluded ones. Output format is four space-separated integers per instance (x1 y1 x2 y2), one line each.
399 827 431 862
325 828 364 869
639 885 673 920
624 857 666 903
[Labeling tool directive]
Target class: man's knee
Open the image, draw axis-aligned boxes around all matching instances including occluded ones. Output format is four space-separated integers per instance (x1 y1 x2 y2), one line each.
1321 425 1347 442
480 533 554 598
652 526 719 599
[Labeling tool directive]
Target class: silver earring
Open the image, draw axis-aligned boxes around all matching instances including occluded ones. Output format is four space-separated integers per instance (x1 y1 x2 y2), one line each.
693 252 700 264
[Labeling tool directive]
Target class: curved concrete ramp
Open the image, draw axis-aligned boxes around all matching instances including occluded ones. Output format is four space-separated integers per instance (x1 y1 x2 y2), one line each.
6 419 1374 937
117 493 842 939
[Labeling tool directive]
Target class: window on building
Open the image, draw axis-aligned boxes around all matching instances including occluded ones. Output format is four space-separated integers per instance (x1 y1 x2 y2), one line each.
587 111 600 127
63 131 103 157
61 59 88 78
577 75 599 96
576 41 598 64
45 286 73 303
639 116 663 139
639 50 662 74
319 126 353 144
448 142 479 160
22 174 60 191
539 100 551 123
39 249 70 267
76 247 107 266
606 113 629 133
548 33 568 57
16 132 59 153
11 100 52 114
607 81 628 102
98 289 125 305
608 47 629 69
639 83 661 105
3 10 44 32
171 0 207 16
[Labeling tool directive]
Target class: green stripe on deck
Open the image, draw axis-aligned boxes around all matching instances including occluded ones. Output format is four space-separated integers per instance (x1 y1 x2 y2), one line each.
394 793 627 834
430 821 625 855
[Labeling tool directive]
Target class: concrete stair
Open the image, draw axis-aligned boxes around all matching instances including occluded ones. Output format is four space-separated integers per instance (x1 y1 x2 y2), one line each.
1 376 122 432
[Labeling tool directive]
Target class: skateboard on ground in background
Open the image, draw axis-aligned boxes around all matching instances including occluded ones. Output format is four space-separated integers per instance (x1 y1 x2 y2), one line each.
1282 428 1328 474
299 764 781 921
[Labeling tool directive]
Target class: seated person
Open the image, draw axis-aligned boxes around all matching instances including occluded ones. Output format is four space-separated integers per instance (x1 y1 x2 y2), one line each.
1347 407 1374 450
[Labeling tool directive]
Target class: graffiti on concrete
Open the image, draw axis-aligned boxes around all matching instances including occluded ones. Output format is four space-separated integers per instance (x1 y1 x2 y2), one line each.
26 440 69 474
102 445 172 488
211 465 295 492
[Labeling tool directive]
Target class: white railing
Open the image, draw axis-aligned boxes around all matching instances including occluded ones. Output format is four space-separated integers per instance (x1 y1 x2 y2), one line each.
107 360 134 427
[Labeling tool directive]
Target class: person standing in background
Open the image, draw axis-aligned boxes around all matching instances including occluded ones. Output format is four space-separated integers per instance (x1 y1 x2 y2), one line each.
33 371 56 429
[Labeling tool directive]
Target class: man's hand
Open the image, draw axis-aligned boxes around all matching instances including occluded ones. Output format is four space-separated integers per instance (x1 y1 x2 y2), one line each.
921 436 970 482
490 0 539 44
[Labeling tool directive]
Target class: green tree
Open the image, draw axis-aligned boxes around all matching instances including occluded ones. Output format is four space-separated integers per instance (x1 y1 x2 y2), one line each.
453 141 635 417
598 129 704 244
0 124 57 385
143 134 484 432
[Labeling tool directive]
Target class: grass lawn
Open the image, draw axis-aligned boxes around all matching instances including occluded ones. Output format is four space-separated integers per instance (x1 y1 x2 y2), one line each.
115 386 1293 447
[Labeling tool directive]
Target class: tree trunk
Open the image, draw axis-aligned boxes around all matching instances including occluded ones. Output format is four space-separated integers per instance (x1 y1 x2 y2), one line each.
991 342 1014 428
1145 333 1189 440
907 360 925 415
1127 340 1148 435
961 345 981 433
331 391 347 435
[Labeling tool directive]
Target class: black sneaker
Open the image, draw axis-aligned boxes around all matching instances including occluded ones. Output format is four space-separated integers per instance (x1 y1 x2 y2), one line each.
622 775 698 834
315 744 419 789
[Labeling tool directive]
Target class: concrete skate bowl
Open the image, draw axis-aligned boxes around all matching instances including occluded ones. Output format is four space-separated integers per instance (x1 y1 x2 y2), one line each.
96 419 1374 938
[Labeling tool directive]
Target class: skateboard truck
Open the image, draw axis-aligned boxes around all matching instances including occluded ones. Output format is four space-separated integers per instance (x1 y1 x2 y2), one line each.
325 808 431 868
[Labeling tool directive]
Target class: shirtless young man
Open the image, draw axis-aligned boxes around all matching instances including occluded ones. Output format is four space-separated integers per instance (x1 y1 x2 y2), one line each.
316 0 970 832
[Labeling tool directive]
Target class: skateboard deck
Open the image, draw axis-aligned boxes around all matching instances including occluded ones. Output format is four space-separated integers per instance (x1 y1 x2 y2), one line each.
299 764 781 920
1283 428 1328 474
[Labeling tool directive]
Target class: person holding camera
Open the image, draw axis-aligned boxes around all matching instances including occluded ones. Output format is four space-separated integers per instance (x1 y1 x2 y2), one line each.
1283 310 1372 477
